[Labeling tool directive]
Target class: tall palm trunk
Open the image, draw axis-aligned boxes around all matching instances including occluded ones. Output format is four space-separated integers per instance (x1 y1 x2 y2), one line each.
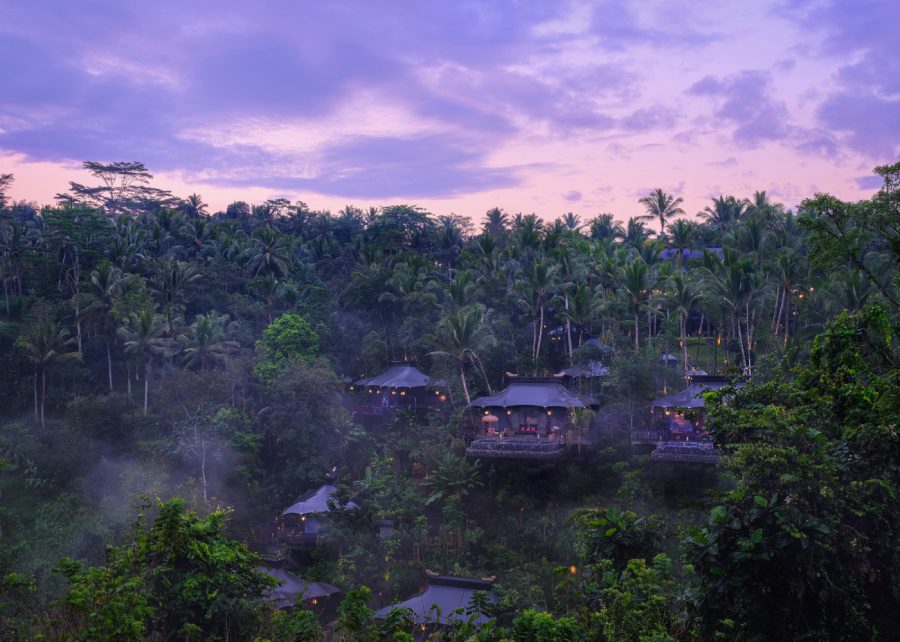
680 311 688 372
143 358 150 416
33 364 38 422
106 341 114 391
41 367 46 429
633 311 640 352
564 293 573 362
459 365 471 405
783 294 791 346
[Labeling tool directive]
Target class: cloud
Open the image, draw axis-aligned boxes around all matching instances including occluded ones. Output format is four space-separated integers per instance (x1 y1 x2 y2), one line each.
689 71 789 146
855 175 883 190
563 190 583 202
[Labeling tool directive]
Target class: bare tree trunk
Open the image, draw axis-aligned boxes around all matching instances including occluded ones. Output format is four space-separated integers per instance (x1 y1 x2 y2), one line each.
564 293 573 362
459 365 471 405
33 364 38 422
143 359 150 416
680 312 688 372
771 286 782 333
783 295 791 346
534 306 545 372
634 312 640 352
107 341 114 391
41 368 46 429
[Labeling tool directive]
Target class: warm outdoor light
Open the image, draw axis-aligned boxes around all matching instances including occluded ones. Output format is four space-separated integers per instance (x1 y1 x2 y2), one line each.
569 565 577 575
310 598 317 605
439 395 446 402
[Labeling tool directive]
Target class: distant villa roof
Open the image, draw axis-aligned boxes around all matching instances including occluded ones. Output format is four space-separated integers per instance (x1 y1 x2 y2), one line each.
659 247 724 262
651 375 738 409
260 567 340 609
355 362 439 389
559 360 609 378
469 379 596 409
283 484 359 516
374 575 496 625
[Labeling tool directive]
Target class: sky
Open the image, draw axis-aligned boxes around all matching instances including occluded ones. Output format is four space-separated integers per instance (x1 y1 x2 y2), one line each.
1 0 898 221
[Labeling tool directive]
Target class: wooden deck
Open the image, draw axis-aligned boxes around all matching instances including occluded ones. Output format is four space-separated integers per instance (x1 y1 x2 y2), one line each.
649 441 720 464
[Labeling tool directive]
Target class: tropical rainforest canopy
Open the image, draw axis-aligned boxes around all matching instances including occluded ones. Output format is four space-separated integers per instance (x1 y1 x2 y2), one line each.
0 162 897 641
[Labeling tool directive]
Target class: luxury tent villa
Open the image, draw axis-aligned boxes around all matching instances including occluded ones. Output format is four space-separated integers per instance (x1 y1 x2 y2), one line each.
464 378 598 460
374 574 496 628
633 375 738 464
346 362 445 416
279 483 359 550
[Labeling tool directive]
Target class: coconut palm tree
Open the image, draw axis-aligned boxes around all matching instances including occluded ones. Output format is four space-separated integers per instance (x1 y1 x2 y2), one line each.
552 244 587 360
78 262 129 390
181 193 208 218
622 218 653 249
482 207 509 237
17 319 81 428
179 312 239 370
665 272 698 371
620 259 651 352
562 283 605 347
516 258 559 370
700 195 748 230
666 219 697 268
638 188 685 236
152 258 202 308
588 213 624 241
119 309 176 416
429 304 495 404
246 226 292 277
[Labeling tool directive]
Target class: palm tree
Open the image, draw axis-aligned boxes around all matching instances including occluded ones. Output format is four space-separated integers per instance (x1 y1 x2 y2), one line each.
246 226 292 277
482 207 509 236
620 259 650 352
772 252 804 344
516 259 558 371
179 312 239 370
638 188 685 236
119 309 175 416
429 304 495 404
700 195 747 230
16 319 81 428
561 212 582 231
152 259 202 308
666 219 697 268
562 283 605 347
588 213 623 241
622 218 653 249
665 273 698 371
552 244 586 360
78 262 129 390
181 193 208 218
249 273 292 323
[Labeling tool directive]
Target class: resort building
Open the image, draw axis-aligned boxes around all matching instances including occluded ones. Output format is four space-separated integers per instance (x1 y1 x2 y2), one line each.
464 377 598 460
374 574 496 628
346 361 445 416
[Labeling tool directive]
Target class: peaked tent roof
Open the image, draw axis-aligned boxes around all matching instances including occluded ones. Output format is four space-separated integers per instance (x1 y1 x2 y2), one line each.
357 363 436 389
651 376 737 409
283 484 359 516
559 360 609 378
260 567 340 609
374 576 496 625
469 379 596 409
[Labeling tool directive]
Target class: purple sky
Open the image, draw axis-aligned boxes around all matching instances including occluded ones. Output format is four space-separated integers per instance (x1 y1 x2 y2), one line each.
1 1 898 219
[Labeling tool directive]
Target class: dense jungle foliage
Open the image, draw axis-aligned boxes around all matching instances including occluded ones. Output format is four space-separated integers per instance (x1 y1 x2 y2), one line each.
0 162 897 640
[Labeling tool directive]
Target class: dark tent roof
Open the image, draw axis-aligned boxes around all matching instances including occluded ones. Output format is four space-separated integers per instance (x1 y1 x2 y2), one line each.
357 363 437 389
469 379 596 409
374 576 496 625
559 360 609 378
651 376 738 409
260 567 340 609
283 484 359 516
659 247 724 262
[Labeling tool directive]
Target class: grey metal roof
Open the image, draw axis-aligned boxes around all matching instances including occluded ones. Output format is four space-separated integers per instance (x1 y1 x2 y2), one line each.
283 484 359 516
259 567 340 608
374 576 496 624
560 360 609 378
651 376 736 409
469 379 596 409
358 363 436 389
